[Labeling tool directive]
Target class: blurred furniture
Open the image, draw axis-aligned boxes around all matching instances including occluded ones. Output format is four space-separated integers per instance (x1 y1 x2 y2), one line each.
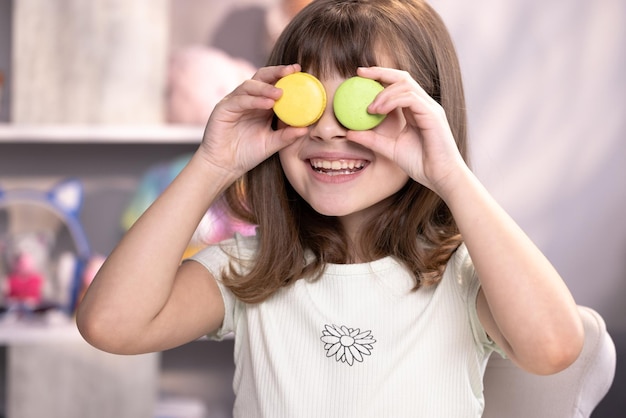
0 320 159 418
11 0 167 124
483 305 616 418
0 125 199 418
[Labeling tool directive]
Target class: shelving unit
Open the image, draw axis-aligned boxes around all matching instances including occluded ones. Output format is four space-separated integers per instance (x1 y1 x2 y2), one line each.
0 324 160 418
0 124 234 418
0 124 200 255
0 124 203 144
0 0 244 413
0 317 81 345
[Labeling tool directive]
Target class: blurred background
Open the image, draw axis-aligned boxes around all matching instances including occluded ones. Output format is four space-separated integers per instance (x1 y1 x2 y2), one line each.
0 0 624 417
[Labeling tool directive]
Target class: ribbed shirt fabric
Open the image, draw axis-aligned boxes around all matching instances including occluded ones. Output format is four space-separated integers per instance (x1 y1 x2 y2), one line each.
190 234 500 417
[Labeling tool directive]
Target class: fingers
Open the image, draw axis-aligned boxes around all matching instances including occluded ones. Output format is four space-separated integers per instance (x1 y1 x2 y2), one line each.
346 129 397 161
244 63 304 102
349 66 462 185
202 64 309 163
217 64 304 118
357 66 416 90
253 63 302 84
356 67 440 118
267 126 309 152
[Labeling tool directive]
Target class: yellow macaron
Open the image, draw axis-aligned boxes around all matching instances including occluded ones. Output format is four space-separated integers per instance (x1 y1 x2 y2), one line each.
274 72 327 127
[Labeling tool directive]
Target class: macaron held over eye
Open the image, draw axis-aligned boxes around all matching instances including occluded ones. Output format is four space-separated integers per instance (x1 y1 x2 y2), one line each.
333 76 386 131
273 72 327 128
273 72 386 130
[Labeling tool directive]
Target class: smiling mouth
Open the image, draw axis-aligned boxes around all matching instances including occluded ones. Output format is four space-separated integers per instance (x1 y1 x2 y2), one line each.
309 158 368 176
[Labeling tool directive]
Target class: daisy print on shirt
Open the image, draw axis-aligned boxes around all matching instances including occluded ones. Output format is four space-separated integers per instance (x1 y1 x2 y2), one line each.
320 324 377 366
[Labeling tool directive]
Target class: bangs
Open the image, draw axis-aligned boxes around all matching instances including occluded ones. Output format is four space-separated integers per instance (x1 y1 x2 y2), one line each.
268 3 407 79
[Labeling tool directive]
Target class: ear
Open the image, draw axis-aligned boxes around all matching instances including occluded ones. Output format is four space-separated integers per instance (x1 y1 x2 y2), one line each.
48 179 83 219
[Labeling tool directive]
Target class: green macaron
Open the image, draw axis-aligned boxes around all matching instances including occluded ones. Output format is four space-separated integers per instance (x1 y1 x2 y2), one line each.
333 76 386 131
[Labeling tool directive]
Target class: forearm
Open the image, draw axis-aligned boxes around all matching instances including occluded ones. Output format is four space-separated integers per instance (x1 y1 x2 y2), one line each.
77 153 236 345
441 167 583 372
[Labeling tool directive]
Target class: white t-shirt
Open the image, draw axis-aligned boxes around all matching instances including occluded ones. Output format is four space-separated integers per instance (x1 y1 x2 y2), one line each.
190 234 500 417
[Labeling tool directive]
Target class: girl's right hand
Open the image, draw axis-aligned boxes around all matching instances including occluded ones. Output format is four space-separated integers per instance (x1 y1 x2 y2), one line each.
197 64 309 181
76 66 313 355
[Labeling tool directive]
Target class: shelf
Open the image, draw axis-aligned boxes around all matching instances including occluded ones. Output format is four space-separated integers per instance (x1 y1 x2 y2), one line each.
0 315 82 345
0 124 204 144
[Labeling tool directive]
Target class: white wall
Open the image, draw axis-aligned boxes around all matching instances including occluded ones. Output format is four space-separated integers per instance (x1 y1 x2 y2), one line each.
433 0 626 330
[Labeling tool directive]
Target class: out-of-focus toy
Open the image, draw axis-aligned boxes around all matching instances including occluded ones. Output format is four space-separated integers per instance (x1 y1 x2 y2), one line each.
166 46 256 125
3 232 49 309
122 155 256 258
0 179 92 317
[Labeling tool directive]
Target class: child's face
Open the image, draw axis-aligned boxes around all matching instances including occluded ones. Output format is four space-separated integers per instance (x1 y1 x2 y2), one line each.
278 73 409 235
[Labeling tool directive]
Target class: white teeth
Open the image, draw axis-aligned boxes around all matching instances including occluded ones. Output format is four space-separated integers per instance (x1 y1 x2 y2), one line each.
310 159 366 172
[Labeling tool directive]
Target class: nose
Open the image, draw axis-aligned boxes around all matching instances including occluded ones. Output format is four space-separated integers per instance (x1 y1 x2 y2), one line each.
309 101 347 142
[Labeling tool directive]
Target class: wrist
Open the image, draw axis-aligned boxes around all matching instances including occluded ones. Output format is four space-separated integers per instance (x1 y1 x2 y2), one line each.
187 152 242 199
424 156 472 198
434 163 480 207
192 151 243 185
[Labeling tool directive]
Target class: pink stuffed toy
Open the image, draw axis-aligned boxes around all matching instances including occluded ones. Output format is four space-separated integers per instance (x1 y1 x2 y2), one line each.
166 46 256 125
6 253 44 308
2 233 51 310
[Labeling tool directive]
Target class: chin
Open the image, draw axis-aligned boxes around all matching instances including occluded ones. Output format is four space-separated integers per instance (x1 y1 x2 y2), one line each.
306 200 352 218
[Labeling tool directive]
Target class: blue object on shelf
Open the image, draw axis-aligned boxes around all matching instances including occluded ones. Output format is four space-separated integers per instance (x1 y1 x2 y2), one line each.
0 178 91 315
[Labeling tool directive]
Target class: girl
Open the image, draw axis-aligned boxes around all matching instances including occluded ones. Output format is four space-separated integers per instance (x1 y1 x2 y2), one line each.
77 0 584 416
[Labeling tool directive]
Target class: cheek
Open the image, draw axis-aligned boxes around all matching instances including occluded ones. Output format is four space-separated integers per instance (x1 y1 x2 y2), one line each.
278 142 302 180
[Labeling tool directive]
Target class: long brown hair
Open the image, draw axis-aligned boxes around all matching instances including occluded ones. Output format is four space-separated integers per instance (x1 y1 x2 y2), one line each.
223 0 468 303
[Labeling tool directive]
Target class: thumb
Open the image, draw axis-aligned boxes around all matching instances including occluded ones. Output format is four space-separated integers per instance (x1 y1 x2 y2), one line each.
347 130 395 161
266 126 308 154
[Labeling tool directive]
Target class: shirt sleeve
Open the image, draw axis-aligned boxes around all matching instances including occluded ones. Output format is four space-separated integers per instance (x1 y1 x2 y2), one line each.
186 235 250 341
452 243 506 358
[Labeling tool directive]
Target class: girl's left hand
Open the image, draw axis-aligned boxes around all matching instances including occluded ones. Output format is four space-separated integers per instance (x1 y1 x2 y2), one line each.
349 70 584 378
346 66 469 198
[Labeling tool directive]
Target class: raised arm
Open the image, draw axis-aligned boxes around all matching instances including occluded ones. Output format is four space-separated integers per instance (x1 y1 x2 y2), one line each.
76 64 308 355
439 165 583 375
76 155 233 354
348 66 584 375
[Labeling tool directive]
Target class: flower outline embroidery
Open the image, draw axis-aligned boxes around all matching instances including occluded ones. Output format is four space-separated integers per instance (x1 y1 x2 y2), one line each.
320 324 376 366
